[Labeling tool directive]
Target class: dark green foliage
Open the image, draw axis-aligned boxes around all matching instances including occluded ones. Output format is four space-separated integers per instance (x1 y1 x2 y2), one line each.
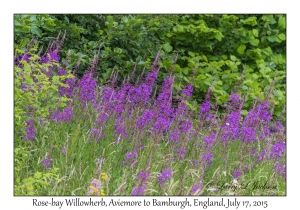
161 14 286 116
14 14 286 116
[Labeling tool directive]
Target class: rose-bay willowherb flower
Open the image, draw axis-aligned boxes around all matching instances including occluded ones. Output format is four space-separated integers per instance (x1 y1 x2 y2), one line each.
275 162 286 180
115 117 128 142
257 150 268 163
270 142 286 159
77 51 100 106
191 183 202 195
175 147 187 160
131 187 146 196
203 132 216 149
42 157 52 170
131 170 150 196
227 92 242 111
50 106 74 123
168 128 181 144
180 120 193 133
221 111 241 142
137 170 150 183
181 85 193 100
136 110 155 130
78 72 97 105
24 120 36 140
59 76 77 98
124 150 138 167
61 146 66 155
201 153 213 168
232 170 242 179
157 169 172 187
41 50 60 64
152 77 175 134
89 128 102 143
88 178 104 196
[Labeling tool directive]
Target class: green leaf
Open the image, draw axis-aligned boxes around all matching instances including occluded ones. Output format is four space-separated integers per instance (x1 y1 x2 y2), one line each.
19 38 30 49
252 74 259 79
237 44 246 54
163 43 173 52
249 39 259 46
267 36 277 42
242 85 248 90
275 37 282 43
166 33 173 38
240 37 249 44
209 56 218 61
173 25 184 33
188 51 195 57
214 32 224 41
278 16 286 29
277 33 286 41
31 26 42 37
34 172 43 179
230 55 237 61
217 80 223 85
203 41 214 50
265 15 276 24
29 15 36 22
20 26 31 33
14 19 21 26
222 74 228 80
269 62 276 68
241 110 248 115
241 16 257 26
221 55 228 60
138 61 145 65
107 15 114 23
252 29 259 37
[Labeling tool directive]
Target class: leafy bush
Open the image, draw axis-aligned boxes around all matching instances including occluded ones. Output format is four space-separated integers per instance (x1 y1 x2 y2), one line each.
14 147 59 195
160 14 286 116
14 14 285 116
14 43 73 141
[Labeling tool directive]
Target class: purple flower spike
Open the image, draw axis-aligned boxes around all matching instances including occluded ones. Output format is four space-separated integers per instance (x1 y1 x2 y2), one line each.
78 72 97 105
182 85 193 99
175 147 187 160
168 129 181 144
42 158 52 170
201 153 213 167
203 132 216 149
192 183 202 194
137 170 150 183
257 150 267 163
199 101 211 114
157 168 173 187
24 120 36 140
50 107 74 123
180 120 193 132
59 76 77 98
62 147 66 155
275 162 286 180
270 142 286 159
131 187 146 196
232 170 242 179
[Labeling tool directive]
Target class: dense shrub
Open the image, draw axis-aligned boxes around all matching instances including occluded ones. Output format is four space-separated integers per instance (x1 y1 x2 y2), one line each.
14 38 74 142
14 14 286 117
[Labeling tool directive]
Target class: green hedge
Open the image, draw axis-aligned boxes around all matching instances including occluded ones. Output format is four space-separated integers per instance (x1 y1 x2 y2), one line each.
14 14 286 117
